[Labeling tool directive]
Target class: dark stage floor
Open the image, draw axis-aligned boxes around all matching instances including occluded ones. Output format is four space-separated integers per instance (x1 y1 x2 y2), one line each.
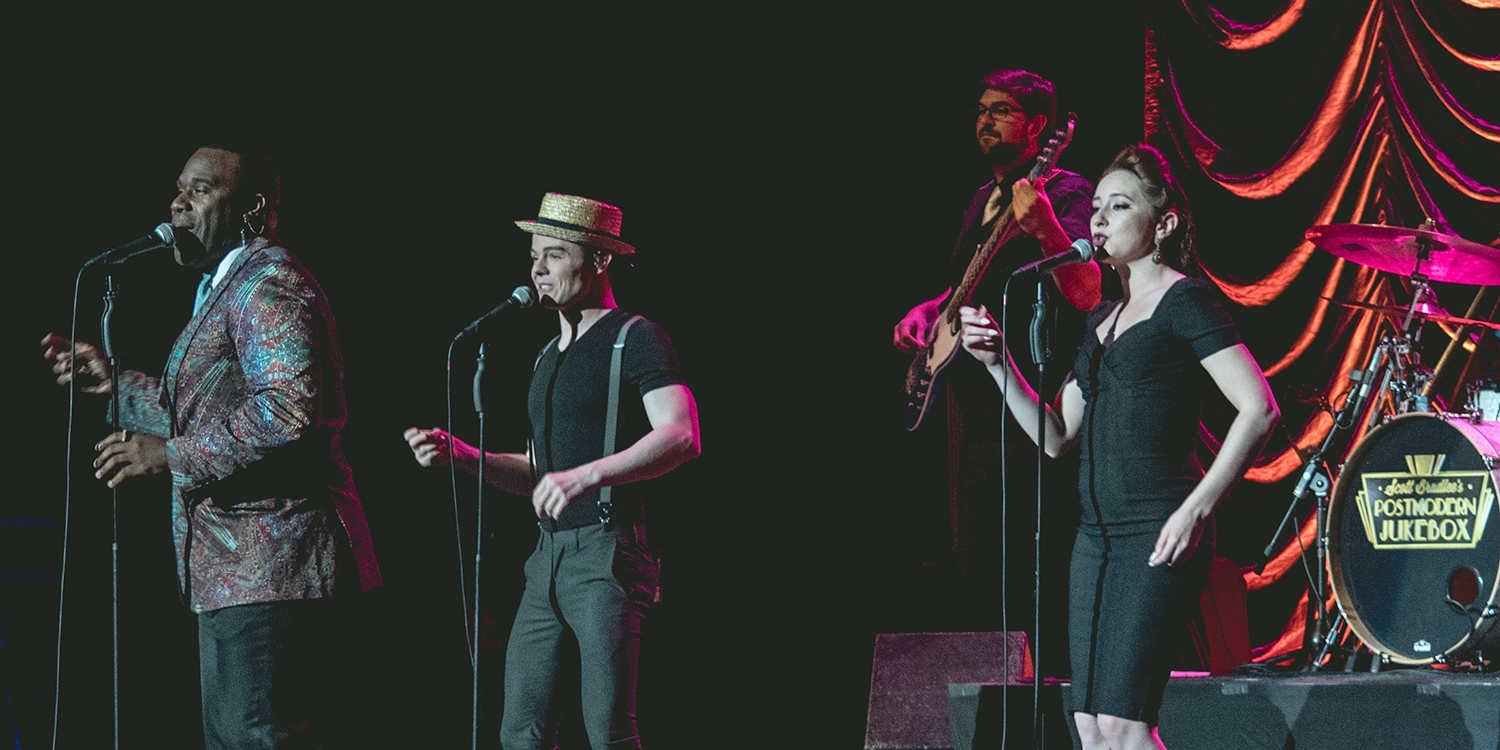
946 670 1500 750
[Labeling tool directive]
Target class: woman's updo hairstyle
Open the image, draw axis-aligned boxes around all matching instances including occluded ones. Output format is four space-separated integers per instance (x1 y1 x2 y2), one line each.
1103 143 1198 275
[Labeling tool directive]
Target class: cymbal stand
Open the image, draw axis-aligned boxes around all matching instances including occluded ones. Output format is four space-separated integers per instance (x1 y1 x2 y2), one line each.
1304 468 1341 671
1262 339 1385 565
1395 275 1437 414
1260 337 1390 670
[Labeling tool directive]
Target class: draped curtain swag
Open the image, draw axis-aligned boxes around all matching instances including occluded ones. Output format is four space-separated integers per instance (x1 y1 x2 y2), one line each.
1145 0 1498 658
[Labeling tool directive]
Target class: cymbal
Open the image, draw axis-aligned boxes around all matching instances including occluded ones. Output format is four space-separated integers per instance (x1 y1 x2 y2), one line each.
1305 224 1500 285
1323 297 1500 330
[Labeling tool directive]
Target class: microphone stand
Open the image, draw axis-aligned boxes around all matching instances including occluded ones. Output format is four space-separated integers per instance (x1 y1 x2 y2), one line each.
470 342 487 750
1026 278 1052 750
100 274 123 750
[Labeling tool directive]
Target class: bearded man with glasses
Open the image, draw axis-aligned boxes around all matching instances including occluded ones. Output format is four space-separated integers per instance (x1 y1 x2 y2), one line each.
891 69 1099 669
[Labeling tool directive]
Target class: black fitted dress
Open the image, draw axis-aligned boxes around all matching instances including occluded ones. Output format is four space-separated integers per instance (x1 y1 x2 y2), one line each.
1068 277 1240 725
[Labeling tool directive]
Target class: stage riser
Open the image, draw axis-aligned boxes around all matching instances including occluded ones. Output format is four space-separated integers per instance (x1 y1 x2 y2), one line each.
865 632 1034 750
953 675 1500 750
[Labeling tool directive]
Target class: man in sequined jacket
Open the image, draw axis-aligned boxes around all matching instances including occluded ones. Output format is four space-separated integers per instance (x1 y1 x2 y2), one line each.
43 143 380 749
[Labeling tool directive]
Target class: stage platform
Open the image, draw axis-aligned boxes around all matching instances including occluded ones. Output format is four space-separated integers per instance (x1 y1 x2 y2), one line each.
948 670 1500 750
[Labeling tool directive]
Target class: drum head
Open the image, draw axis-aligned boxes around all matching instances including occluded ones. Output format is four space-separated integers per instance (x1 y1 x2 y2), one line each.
1328 415 1500 664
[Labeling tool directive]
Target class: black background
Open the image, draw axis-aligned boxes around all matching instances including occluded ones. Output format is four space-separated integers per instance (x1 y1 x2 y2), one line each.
2 4 1179 748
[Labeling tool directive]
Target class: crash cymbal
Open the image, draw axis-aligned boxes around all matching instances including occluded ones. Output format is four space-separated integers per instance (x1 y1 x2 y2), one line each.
1322 297 1500 330
1305 224 1500 285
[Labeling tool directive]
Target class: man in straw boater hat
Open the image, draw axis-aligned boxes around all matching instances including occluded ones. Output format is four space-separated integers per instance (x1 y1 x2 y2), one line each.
405 192 701 749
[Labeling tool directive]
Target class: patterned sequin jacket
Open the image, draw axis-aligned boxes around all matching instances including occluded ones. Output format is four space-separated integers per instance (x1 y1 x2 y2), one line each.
115 238 381 612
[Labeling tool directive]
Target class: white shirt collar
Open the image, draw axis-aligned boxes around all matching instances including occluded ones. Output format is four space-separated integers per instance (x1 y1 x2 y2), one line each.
209 242 249 289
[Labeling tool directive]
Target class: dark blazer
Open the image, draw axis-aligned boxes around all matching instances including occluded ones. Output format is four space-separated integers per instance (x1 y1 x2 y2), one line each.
116 237 381 613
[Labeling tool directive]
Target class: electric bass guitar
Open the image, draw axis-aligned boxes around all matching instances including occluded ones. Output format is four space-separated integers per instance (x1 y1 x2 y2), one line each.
902 114 1076 431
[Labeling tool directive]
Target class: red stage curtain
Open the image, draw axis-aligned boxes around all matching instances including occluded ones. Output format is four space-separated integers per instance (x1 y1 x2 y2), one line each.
1145 0 1498 658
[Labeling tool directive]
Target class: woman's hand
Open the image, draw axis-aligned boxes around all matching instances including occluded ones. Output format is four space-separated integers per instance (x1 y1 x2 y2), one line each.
960 305 1004 368
1149 504 1208 567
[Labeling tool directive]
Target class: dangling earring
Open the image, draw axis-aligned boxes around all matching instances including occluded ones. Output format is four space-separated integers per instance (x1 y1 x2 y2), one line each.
240 227 249 247
1151 235 1163 265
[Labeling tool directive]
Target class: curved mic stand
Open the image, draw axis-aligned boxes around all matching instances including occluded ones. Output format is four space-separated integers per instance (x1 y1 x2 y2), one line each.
1026 278 1053 750
470 342 487 750
100 274 123 750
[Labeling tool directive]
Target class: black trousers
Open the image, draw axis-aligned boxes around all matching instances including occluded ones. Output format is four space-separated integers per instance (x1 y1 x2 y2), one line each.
500 523 657 750
197 598 340 750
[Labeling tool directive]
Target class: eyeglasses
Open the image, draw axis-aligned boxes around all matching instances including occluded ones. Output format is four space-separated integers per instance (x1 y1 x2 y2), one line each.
973 102 1026 121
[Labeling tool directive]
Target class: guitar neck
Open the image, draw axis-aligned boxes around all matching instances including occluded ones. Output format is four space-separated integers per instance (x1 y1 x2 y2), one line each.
945 203 1020 322
940 116 1074 325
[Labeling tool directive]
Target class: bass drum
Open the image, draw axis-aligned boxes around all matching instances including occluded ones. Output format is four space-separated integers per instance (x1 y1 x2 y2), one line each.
1328 414 1500 665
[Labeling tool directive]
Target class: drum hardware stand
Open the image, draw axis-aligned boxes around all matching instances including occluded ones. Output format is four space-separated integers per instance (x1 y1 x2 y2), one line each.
1304 469 1345 671
1259 339 1389 669
1260 337 1384 571
1312 610 1346 668
1339 636 1374 673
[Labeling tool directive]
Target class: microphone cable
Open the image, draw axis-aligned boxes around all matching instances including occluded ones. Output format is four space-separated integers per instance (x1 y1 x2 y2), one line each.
445 336 475 664
50 266 87 750
999 273 1014 750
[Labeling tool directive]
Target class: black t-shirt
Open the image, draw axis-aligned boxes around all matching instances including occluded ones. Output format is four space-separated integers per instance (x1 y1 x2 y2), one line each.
944 168 1095 302
528 309 687 529
1074 278 1241 528
943 168 1097 441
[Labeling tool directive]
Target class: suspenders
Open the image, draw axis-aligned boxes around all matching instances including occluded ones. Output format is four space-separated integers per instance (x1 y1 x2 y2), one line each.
599 315 643 529
533 313 643 530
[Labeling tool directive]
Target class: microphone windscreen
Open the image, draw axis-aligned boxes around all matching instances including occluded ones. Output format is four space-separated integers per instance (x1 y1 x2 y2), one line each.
512 286 535 308
1071 238 1095 261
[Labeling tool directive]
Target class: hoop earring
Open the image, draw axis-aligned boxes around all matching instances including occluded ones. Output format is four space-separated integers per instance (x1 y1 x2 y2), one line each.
243 214 268 237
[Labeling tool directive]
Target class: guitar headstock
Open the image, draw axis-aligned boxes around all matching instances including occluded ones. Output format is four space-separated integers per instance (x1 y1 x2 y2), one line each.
1028 112 1077 181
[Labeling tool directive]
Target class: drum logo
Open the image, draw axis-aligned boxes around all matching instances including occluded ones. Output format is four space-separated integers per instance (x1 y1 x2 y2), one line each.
1355 454 1494 550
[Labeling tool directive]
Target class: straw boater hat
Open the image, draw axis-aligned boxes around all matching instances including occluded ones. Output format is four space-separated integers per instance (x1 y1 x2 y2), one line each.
514 192 635 255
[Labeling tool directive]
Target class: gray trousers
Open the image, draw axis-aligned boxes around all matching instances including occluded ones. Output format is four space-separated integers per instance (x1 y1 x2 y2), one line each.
500 522 657 750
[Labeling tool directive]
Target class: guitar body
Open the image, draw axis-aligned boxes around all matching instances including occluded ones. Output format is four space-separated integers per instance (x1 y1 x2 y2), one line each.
903 300 965 431
901 115 1076 431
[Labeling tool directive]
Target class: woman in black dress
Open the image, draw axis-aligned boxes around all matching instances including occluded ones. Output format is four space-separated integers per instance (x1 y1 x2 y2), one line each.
960 143 1279 750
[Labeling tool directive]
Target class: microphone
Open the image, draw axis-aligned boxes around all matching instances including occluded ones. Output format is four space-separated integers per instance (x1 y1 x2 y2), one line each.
456 286 535 338
84 223 176 267
1010 238 1095 277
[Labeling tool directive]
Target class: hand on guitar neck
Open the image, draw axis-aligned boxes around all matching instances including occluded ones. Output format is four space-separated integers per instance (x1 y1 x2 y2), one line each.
1012 176 1068 253
891 175 1096 358
1013 175 1100 311
897 114 1095 431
